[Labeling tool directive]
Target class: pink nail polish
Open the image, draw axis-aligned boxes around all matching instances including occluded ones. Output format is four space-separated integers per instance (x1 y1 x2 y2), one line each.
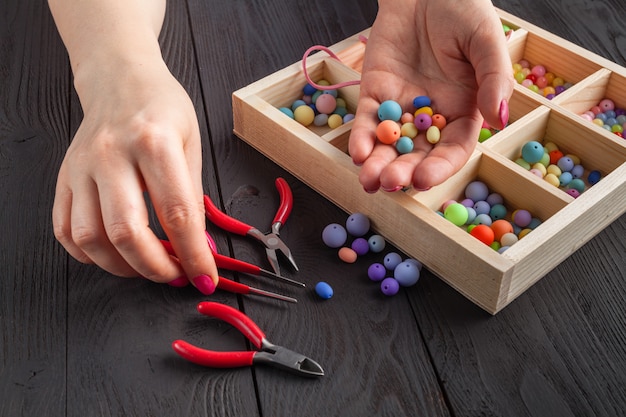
414 186 431 192
193 274 216 295
363 187 378 194
499 99 509 130
168 276 190 288
382 185 402 192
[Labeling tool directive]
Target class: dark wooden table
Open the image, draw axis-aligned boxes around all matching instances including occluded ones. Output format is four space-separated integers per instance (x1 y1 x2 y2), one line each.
2 0 625 416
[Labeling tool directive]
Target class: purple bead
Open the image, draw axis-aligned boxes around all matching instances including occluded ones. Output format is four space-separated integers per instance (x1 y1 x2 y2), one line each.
383 252 403 270
414 113 433 130
322 223 347 248
473 200 491 215
351 238 370 256
393 261 420 287
368 263 387 282
460 198 474 207
380 277 400 296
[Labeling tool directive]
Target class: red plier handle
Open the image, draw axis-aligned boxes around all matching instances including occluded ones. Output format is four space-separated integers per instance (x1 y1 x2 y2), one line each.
272 177 293 226
204 177 293 235
172 302 265 368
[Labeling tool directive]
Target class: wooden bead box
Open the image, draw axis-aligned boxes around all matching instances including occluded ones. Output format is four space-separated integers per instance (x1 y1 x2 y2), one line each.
232 8 626 314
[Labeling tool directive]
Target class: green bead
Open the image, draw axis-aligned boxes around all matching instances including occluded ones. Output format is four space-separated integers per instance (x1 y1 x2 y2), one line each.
478 128 493 143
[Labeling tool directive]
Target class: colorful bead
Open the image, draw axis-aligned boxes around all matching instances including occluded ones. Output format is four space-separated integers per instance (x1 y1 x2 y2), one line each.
378 100 403 122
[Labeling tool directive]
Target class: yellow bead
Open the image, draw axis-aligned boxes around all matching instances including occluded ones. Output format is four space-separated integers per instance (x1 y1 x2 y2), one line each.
414 106 434 116
518 228 532 239
543 142 559 153
293 105 315 126
401 122 418 138
544 173 560 187
547 164 562 177
426 125 441 144
532 163 547 176
327 114 343 129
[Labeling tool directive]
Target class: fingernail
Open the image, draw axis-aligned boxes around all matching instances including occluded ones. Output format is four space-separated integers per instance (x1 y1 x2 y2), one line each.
363 187 378 194
382 185 402 192
499 99 509 130
414 186 431 192
168 275 190 288
353 160 363 167
193 274 216 295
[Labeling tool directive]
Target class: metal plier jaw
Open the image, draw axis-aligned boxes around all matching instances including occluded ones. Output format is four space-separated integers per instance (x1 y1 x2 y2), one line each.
255 339 324 377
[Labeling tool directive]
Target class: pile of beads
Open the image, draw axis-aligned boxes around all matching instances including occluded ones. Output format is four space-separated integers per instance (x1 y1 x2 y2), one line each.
441 180 542 251
375 96 447 154
513 60 572 99
322 213 385 263
321 212 423 297
515 140 601 197
367 253 422 296
579 98 626 138
280 80 355 129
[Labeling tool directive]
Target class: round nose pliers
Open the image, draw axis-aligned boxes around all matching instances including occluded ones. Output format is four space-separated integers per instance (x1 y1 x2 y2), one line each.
204 177 299 276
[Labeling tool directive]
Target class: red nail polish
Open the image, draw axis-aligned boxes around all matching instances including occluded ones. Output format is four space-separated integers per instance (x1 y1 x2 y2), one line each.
193 274 216 295
168 276 190 288
499 99 509 130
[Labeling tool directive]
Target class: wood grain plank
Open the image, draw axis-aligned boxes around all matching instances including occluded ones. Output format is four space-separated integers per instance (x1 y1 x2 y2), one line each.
0 1 70 416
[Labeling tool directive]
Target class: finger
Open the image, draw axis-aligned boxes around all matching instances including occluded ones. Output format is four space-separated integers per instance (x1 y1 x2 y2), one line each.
52 169 94 265
138 132 219 294
348 95 381 166
469 10 515 129
70 176 140 277
411 116 481 189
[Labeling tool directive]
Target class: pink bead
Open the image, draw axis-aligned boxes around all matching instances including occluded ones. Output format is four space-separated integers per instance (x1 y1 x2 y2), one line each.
580 112 594 121
400 112 414 124
535 76 548 89
531 65 546 77
521 79 534 88
599 98 615 111
519 59 530 68
591 106 602 115
566 188 581 198
315 94 337 114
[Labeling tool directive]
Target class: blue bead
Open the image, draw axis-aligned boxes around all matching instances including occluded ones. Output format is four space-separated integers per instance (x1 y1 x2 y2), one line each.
291 100 307 111
380 277 400 296
321 223 347 248
489 203 507 220
393 261 420 287
378 100 403 122
557 156 574 172
559 171 573 186
315 282 333 299
473 200 491 215
383 252 403 270
413 95 431 109
473 213 492 226
367 263 386 282
465 181 489 202
278 107 294 118
570 165 584 179
521 141 545 164
368 235 386 253
346 213 370 237
588 170 602 185
303 83 317 96
395 136 414 154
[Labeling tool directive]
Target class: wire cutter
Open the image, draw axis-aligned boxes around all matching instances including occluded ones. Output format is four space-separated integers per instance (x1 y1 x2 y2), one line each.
172 302 324 377
204 177 299 276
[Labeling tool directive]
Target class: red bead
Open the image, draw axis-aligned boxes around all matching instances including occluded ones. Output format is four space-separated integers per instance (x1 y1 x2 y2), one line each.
549 150 564 165
525 74 537 83
615 132 623 138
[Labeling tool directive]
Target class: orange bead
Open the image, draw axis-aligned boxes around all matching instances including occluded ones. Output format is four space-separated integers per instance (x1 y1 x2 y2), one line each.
549 149 564 165
470 224 495 246
376 120 401 144
431 114 447 130
490 219 513 243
